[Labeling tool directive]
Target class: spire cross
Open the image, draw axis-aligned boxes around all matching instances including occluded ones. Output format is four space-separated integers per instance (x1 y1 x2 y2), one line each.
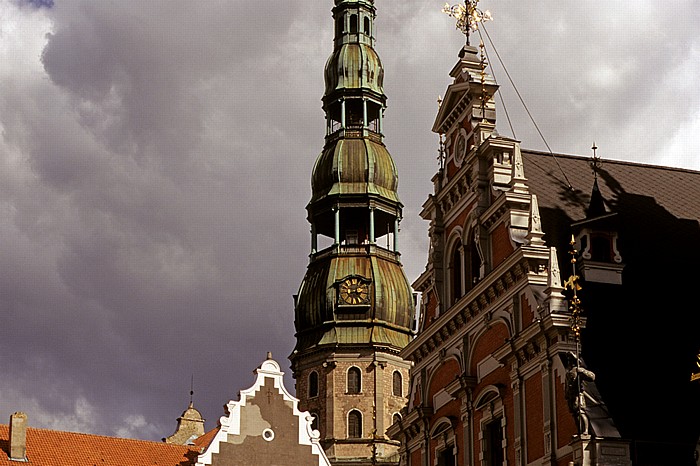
442 1 492 46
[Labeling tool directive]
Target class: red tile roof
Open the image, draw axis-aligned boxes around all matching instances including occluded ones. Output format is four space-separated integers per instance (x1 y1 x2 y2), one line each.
0 424 199 466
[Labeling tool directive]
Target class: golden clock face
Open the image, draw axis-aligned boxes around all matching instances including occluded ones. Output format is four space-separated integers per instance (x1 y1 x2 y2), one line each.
339 277 370 305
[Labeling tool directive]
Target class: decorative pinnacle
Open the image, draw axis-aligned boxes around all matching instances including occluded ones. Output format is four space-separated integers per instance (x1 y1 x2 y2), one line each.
590 142 602 179
565 235 583 340
442 1 492 46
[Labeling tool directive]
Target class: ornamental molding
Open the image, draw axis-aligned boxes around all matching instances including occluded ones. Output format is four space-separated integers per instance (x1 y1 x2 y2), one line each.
403 247 550 366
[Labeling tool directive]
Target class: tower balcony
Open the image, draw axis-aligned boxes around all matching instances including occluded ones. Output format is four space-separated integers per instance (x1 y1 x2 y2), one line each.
312 242 400 263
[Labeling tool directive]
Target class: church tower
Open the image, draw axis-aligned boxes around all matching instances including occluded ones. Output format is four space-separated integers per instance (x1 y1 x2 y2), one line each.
290 1 414 464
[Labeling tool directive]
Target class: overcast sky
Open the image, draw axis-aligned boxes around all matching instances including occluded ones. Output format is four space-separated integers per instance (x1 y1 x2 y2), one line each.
1 0 699 440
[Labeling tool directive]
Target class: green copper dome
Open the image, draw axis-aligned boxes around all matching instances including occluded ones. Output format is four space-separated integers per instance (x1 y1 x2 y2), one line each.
324 43 384 97
310 137 399 204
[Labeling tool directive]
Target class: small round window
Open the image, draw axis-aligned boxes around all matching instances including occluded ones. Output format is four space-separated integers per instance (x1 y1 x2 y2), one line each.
262 428 275 442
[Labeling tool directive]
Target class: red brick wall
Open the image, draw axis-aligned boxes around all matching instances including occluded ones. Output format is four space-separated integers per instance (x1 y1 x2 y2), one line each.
491 222 513 268
423 289 438 331
469 323 510 375
555 367 576 450
428 359 461 402
525 374 544 463
410 448 421 466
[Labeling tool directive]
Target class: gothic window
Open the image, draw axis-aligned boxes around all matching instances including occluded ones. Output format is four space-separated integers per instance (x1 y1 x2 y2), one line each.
392 371 402 397
308 371 319 398
347 366 361 394
348 410 362 438
392 413 402 424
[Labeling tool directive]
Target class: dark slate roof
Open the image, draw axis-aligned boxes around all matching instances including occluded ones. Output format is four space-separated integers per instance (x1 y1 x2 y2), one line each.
521 150 700 225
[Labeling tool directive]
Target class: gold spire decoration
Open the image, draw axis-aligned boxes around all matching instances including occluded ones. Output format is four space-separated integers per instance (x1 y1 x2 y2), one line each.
565 235 583 340
442 1 492 45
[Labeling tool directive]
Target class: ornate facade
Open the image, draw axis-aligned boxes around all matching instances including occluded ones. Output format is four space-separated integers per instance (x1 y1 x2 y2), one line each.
387 41 633 466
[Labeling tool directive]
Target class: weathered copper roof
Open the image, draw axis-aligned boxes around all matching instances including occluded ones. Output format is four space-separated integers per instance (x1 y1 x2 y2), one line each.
311 137 399 204
324 43 384 96
294 251 413 352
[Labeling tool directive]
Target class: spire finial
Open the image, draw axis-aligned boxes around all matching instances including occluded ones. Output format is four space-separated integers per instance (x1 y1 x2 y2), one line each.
189 374 194 407
590 142 601 180
442 1 492 46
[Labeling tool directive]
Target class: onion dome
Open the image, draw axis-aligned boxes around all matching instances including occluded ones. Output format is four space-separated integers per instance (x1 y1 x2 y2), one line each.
310 137 399 204
324 43 384 97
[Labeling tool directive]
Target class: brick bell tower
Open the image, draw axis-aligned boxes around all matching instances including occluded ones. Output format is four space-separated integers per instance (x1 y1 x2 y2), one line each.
290 1 414 464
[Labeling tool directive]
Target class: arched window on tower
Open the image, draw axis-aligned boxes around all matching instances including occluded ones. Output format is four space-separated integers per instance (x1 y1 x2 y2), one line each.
392 413 402 425
350 14 358 33
348 410 362 438
363 17 370 35
310 412 320 432
308 371 319 398
347 366 361 394
336 16 343 36
392 371 402 397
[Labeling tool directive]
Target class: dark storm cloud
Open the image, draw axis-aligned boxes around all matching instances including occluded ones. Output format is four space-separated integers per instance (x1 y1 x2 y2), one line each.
1 0 699 439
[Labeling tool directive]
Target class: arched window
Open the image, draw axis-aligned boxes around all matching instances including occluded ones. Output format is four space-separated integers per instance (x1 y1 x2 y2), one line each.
347 366 361 394
392 371 402 397
451 241 463 304
310 412 319 432
350 14 358 33
363 17 370 35
392 413 402 424
348 410 362 438
336 16 343 35
308 371 319 398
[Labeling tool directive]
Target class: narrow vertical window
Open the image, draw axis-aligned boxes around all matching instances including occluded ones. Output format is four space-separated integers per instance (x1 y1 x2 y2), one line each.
364 17 370 35
347 367 361 394
308 371 319 398
348 410 362 438
311 412 319 431
392 371 402 397
485 419 504 466
350 14 358 33
451 242 462 304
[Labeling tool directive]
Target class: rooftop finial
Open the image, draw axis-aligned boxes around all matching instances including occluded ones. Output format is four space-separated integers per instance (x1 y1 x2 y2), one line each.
591 142 601 180
442 1 492 46
189 374 194 407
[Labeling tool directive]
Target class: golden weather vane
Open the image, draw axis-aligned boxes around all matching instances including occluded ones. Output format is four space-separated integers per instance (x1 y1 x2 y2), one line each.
442 1 492 46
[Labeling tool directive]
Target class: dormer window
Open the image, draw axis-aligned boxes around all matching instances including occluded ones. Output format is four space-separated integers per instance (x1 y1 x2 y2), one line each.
573 218 624 285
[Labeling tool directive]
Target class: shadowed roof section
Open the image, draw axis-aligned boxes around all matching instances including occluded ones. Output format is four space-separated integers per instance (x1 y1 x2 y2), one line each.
0 424 199 466
521 150 700 222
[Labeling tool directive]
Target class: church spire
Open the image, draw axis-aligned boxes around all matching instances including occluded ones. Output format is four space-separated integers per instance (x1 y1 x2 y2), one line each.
291 2 414 464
